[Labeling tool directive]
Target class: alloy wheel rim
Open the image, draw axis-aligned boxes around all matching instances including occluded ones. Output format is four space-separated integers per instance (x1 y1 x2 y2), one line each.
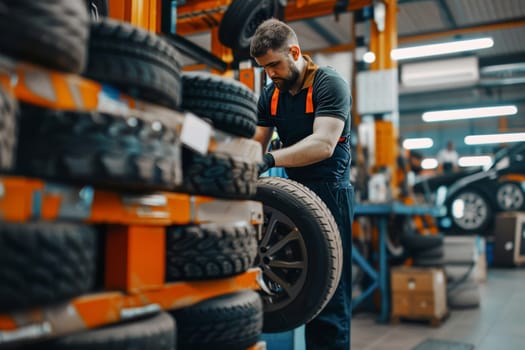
497 183 524 210
452 191 489 230
256 205 308 312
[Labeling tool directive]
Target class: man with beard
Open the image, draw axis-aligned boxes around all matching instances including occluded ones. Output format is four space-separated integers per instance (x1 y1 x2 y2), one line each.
250 18 354 350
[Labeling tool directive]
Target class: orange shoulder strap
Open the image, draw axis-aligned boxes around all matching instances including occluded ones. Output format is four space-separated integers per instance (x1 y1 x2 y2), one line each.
271 86 314 116
270 87 279 116
305 86 313 113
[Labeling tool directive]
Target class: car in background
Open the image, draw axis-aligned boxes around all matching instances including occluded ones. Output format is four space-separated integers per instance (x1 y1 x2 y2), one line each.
434 142 525 234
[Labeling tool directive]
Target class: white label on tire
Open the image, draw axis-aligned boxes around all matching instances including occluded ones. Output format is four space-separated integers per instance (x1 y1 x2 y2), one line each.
181 112 211 155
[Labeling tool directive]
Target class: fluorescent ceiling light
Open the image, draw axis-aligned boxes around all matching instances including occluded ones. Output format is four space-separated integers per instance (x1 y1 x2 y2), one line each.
464 132 525 145
402 137 434 150
391 37 494 60
458 155 493 167
422 105 517 122
363 51 376 64
422 158 439 170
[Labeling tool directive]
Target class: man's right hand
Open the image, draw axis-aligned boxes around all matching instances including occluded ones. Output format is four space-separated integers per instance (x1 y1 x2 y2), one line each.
257 153 275 175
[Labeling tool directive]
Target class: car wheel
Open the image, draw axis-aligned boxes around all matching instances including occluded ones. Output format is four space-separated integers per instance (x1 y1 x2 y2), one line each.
448 190 492 234
496 182 524 211
254 177 342 333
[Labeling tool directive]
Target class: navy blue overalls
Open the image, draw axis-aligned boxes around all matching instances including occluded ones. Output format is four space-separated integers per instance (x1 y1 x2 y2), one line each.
270 79 355 350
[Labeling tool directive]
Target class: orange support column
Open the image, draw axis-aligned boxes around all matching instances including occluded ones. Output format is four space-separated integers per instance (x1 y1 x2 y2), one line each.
370 0 397 71
109 0 162 32
105 225 166 292
369 0 399 195
108 0 133 22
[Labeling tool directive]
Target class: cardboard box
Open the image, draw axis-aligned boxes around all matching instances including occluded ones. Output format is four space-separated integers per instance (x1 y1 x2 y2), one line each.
391 267 447 319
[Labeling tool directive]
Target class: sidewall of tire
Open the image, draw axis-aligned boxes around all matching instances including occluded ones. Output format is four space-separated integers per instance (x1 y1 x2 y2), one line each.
255 181 340 332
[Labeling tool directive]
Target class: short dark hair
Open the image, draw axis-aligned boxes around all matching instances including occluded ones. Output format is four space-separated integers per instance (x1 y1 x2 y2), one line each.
250 18 298 58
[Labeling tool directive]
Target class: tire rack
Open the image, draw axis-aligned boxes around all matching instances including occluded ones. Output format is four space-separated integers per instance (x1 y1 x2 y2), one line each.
0 55 265 349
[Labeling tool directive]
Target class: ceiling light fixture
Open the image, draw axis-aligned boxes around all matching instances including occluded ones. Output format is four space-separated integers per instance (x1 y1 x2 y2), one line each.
458 155 493 167
464 132 525 145
363 51 376 64
402 137 434 150
391 37 494 61
422 158 439 170
422 105 518 122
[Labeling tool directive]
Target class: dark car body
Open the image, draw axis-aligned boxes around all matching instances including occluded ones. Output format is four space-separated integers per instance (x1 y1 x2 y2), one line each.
435 142 525 234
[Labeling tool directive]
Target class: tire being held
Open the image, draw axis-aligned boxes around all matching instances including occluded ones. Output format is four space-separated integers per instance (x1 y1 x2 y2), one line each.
254 177 343 332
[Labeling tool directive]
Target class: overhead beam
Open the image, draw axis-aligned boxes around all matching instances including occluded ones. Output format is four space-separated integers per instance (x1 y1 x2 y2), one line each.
305 42 357 55
479 52 525 67
436 0 457 28
399 18 525 44
164 33 229 72
304 19 341 46
284 0 372 21
175 0 373 35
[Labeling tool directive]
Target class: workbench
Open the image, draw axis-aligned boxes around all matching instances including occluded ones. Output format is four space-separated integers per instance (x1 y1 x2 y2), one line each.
352 202 440 322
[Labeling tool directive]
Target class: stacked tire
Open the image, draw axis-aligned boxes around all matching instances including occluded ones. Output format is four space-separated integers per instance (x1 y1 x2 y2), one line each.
0 1 345 349
0 2 263 349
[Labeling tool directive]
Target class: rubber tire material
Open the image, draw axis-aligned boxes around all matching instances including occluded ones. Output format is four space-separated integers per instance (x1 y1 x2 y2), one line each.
0 87 17 171
85 18 183 109
27 312 176 350
166 222 258 281
0 222 98 312
178 148 258 199
218 0 277 57
496 181 525 211
181 72 257 138
15 105 180 190
448 281 480 309
170 290 262 350
255 177 343 332
0 0 89 73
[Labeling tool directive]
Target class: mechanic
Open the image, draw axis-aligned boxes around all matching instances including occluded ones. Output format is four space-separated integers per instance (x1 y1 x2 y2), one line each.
437 140 459 173
251 18 354 350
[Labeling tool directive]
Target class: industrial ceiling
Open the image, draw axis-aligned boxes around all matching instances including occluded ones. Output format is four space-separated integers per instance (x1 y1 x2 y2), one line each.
178 0 525 157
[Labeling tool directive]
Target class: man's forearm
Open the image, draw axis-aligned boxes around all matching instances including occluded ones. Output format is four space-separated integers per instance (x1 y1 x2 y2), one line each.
270 134 334 168
254 126 274 155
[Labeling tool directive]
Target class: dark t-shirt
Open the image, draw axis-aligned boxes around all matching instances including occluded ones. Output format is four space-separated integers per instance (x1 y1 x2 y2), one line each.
257 61 352 182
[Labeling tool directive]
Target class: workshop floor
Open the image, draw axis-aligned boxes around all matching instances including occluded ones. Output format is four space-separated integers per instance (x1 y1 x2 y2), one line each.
351 267 525 350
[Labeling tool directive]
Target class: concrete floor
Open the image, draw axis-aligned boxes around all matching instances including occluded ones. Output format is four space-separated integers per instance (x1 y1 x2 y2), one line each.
351 267 525 350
